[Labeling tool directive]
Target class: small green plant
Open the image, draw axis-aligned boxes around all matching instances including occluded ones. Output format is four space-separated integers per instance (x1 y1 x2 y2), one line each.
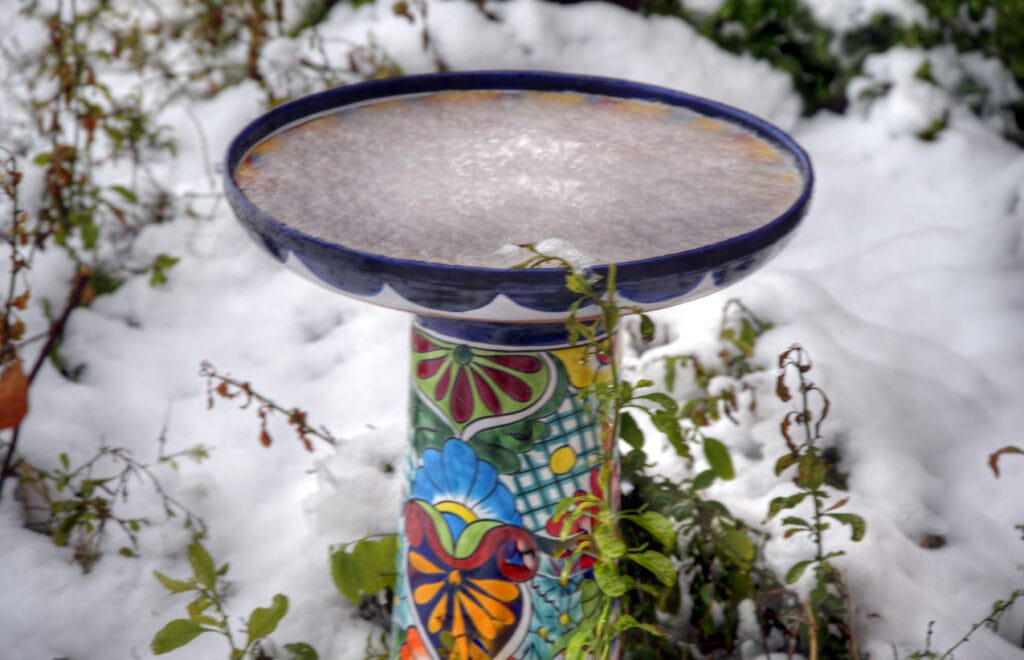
16 438 209 572
152 539 317 659
634 301 799 656
766 346 864 658
514 245 680 658
330 534 398 632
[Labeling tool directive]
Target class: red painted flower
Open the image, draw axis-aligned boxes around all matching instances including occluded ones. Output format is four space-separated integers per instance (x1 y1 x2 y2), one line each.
412 330 547 425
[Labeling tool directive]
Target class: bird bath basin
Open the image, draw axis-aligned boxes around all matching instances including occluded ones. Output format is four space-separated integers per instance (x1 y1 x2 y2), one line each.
224 71 813 659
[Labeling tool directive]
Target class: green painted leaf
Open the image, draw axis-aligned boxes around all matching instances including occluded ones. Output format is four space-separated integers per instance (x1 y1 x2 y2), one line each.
153 570 193 594
246 594 289 647
627 550 677 587
618 411 643 450
785 559 813 584
150 619 207 655
186 542 217 589
826 512 867 542
703 437 734 480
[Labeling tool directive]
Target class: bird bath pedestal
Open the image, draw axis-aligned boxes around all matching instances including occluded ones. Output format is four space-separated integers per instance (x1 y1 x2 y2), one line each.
224 72 813 659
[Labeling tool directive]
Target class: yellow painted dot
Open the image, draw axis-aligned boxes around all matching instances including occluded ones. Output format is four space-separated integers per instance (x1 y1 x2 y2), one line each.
549 446 578 475
559 612 571 626
538 627 549 640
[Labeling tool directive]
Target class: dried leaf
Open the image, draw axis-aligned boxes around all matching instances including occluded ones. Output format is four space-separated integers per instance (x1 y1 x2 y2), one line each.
0 359 29 429
11 290 29 310
988 445 1024 478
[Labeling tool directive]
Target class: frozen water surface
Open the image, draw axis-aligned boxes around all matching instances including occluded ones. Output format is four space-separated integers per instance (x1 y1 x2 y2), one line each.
236 90 804 266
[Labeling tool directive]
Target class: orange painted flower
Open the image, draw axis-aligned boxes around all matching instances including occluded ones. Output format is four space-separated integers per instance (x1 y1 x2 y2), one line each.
400 626 430 660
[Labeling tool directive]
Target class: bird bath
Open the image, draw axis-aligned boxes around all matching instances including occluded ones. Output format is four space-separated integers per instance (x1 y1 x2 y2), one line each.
224 71 813 659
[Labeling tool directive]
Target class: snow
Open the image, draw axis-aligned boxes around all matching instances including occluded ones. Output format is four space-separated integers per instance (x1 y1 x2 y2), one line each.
1 0 1023 658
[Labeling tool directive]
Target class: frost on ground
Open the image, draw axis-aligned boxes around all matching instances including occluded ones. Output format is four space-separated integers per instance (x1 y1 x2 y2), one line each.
1 0 1023 658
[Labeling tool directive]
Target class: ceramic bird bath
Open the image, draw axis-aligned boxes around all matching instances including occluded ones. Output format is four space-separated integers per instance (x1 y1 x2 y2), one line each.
224 71 813 659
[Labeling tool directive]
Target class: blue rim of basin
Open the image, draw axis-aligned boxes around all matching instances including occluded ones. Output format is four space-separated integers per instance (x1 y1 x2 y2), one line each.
224 71 814 321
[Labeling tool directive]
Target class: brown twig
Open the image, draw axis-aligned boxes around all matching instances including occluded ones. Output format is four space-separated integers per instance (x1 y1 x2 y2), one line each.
0 267 91 502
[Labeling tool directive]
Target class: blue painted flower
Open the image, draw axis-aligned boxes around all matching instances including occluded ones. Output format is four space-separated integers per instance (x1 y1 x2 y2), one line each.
411 439 521 540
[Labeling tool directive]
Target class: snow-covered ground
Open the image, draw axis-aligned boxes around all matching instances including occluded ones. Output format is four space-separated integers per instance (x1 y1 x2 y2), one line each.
1 0 1023 658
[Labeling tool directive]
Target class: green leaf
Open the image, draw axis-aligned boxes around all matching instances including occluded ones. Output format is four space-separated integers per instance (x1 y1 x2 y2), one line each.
354 535 399 593
331 547 365 604
766 492 809 520
638 392 678 415
796 453 827 490
246 594 289 647
109 184 139 203
826 512 867 542
627 550 677 587
628 510 676 549
785 559 814 585
284 642 319 660
566 629 595 660
81 219 100 249
186 541 217 590
186 596 213 618
650 409 686 456
594 523 626 559
150 619 208 655
593 561 633 597
691 469 717 491
703 437 735 480
153 570 193 594
775 452 799 476
618 411 644 450
717 527 755 567
32 152 53 166
615 612 664 636
330 535 398 604
639 315 655 342
781 516 811 530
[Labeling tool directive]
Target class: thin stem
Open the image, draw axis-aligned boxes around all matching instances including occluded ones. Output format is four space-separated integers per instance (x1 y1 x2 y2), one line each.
0 267 90 502
938 590 1024 659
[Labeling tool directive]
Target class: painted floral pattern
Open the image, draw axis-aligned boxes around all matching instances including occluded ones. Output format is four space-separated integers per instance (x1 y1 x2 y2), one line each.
412 331 552 428
393 325 614 658
405 440 537 656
